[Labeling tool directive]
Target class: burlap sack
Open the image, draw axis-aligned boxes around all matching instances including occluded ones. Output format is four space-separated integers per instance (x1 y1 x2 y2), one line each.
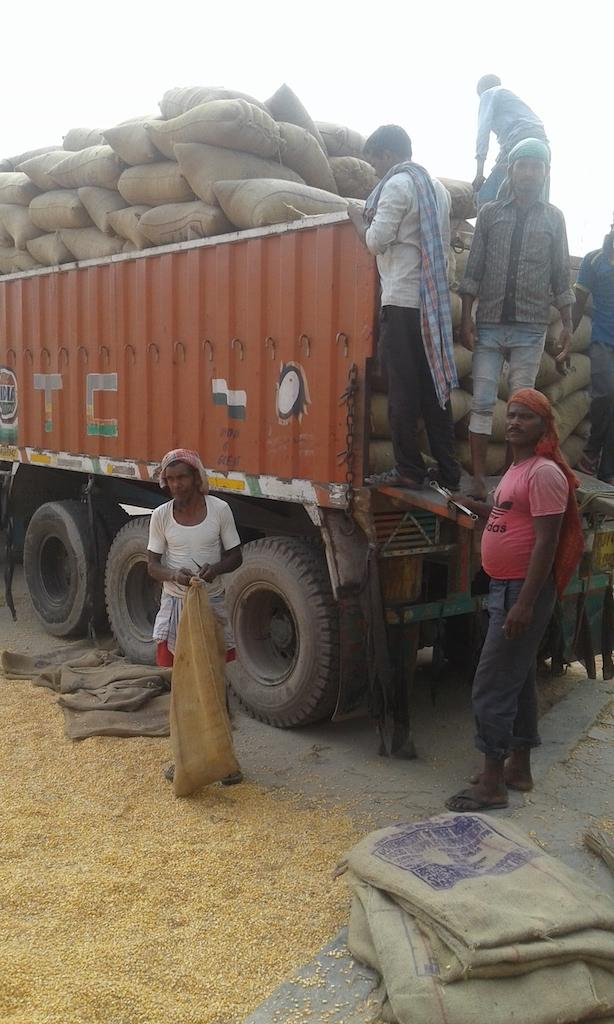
450 291 463 328
4 144 59 169
571 314 592 353
159 86 267 120
52 146 125 190
17 151 69 190
278 122 338 192
542 353 591 405
265 84 325 149
554 389 591 443
342 815 614 1024
146 100 282 161
0 204 43 250
63 127 105 151
139 201 232 246
213 178 347 229
175 142 302 205
437 178 476 220
60 227 125 261
170 582 240 797
106 207 151 248
370 388 472 440
30 190 92 231
117 162 195 206
535 351 564 389
0 172 40 206
27 232 74 266
574 416 591 440
453 343 472 379
453 246 470 284
0 246 41 274
0 159 13 172
78 187 127 234
104 116 162 166
368 439 394 475
316 121 365 158
348 876 614 1024
330 156 377 199
457 439 506 474
562 433 585 469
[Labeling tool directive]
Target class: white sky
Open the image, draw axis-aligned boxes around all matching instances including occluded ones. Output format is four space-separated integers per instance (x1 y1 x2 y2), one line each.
3 0 611 254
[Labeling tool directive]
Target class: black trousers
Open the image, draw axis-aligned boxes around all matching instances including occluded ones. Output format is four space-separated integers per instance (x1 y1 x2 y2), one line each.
380 305 459 485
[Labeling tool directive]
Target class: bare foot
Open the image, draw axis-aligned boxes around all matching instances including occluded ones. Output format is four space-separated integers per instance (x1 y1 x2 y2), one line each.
446 782 509 812
469 763 533 792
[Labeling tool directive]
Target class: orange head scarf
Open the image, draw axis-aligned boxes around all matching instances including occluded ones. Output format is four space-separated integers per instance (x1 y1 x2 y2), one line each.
508 389 584 596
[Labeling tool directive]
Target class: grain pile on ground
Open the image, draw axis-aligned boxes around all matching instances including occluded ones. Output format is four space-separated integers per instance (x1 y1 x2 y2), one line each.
0 677 360 1024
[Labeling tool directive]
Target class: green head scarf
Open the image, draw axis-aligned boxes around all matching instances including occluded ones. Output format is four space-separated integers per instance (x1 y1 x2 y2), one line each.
508 137 551 167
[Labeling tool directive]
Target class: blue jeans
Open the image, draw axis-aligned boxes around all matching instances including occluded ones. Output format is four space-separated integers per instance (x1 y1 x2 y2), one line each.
470 322 547 435
472 577 556 759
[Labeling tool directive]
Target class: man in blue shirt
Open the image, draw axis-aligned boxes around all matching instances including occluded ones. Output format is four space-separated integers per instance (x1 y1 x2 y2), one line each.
473 74 548 207
574 225 614 482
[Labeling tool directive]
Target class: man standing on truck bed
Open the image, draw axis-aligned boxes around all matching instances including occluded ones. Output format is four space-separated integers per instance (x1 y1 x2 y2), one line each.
459 138 574 499
573 221 614 483
446 389 583 812
347 124 461 490
147 448 243 784
473 74 548 207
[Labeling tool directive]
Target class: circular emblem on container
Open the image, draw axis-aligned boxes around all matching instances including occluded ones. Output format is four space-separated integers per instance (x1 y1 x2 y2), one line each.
0 368 17 425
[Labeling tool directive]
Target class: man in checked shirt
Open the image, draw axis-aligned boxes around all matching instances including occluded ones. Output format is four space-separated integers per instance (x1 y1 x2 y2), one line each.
458 138 574 499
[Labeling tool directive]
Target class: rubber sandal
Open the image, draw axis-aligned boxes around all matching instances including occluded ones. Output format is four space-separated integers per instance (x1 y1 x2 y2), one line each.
365 467 424 489
445 788 508 812
221 771 244 786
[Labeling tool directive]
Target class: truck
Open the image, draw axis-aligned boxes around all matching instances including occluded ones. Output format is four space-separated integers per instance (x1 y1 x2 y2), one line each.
1 213 613 756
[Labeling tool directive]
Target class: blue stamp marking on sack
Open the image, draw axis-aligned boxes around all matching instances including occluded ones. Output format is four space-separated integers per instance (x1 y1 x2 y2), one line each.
372 816 538 891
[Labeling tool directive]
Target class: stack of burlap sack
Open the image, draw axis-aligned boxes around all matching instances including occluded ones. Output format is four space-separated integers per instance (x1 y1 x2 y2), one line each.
0 83 396 273
369 222 593 474
338 813 614 1024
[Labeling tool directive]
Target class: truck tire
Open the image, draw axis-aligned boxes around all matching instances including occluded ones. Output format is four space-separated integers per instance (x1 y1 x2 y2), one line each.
23 500 108 637
225 538 339 727
105 516 160 665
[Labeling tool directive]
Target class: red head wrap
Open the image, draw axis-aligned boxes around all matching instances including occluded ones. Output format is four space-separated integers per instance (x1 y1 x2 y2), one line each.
508 389 584 595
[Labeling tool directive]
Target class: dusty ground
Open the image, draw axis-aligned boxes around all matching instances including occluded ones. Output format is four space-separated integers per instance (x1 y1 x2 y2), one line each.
0 570 612 1024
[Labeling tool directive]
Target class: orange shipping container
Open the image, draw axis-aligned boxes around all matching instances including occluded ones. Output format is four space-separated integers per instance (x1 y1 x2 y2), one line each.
0 214 377 508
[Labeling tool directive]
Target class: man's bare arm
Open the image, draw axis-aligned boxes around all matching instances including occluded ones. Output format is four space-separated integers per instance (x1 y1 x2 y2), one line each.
147 550 192 587
199 544 243 583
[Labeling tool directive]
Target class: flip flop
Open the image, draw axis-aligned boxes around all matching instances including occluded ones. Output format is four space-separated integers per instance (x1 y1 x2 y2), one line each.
445 788 508 812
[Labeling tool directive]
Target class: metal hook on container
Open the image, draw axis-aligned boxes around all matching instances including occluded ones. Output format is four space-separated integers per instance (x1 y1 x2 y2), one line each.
6 348 16 365
124 343 136 365
335 332 349 358
231 337 244 361
99 344 110 363
58 346 69 367
299 334 311 358
77 345 89 363
24 348 33 362
201 339 214 362
264 336 276 360
148 342 160 363
173 341 186 364
41 347 51 367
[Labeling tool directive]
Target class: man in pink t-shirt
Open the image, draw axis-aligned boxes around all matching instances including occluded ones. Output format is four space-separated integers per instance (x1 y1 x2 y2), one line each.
446 395 570 812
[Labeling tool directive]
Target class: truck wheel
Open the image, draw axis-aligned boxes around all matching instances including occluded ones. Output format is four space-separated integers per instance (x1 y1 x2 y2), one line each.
105 516 160 665
225 538 339 727
23 500 108 637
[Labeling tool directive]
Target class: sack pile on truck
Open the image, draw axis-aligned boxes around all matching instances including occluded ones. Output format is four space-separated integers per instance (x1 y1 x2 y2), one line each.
369 230 593 477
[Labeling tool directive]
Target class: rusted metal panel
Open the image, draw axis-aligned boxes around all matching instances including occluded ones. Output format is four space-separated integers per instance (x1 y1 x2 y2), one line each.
0 216 377 504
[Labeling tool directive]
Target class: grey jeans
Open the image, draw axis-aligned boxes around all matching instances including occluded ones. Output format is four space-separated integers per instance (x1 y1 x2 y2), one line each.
472 576 556 759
